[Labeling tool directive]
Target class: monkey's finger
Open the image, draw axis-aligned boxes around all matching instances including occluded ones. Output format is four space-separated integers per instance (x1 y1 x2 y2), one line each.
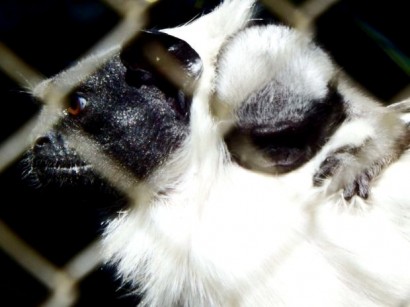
356 172 371 199
342 181 357 201
313 156 340 186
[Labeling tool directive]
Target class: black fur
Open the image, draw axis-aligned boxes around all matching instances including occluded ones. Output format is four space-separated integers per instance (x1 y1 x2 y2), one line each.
226 84 346 174
27 33 202 186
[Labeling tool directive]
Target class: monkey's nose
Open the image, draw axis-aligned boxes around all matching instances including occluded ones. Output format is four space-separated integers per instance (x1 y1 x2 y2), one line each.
34 136 51 148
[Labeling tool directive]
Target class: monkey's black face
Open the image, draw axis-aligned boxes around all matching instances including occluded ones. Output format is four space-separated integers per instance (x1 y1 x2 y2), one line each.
26 31 201 187
226 85 346 174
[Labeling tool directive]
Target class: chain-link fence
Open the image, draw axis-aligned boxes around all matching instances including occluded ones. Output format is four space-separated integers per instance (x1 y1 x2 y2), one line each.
0 0 409 306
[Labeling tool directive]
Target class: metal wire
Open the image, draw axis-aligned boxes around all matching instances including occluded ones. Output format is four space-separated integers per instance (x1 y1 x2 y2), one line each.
0 0 408 306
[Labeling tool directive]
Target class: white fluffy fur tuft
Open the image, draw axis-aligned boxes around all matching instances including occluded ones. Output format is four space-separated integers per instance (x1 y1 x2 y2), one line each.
215 25 333 112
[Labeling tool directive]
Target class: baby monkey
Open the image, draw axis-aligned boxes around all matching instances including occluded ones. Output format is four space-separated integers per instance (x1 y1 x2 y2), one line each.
213 24 410 200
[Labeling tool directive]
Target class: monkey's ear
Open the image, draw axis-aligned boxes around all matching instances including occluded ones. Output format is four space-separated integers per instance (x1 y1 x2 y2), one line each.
120 31 203 91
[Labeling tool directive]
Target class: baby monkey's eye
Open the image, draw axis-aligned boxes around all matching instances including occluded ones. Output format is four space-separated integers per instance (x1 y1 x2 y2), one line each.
67 93 87 116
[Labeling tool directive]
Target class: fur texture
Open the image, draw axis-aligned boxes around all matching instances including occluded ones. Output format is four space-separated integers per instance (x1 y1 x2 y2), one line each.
25 1 410 306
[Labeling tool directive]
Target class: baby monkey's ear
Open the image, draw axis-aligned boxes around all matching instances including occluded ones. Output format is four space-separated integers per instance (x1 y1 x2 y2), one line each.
121 30 203 92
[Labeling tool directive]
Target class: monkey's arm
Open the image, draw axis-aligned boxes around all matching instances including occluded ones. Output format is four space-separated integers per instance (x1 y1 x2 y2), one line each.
313 95 410 200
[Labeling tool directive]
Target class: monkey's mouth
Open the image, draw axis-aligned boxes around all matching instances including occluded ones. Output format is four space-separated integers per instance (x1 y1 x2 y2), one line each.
42 164 93 175
269 149 306 170
254 147 308 174
22 150 97 187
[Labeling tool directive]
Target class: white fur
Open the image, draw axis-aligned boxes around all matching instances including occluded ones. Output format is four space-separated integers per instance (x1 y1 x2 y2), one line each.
215 25 333 113
102 1 410 306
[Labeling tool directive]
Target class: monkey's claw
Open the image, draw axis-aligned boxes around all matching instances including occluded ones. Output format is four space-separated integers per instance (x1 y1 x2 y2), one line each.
341 171 372 200
312 155 340 187
313 147 375 200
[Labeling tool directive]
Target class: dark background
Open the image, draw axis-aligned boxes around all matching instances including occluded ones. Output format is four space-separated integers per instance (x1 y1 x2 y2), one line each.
0 0 408 306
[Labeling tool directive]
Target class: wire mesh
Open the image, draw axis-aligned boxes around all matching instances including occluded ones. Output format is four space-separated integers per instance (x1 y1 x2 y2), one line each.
0 0 409 306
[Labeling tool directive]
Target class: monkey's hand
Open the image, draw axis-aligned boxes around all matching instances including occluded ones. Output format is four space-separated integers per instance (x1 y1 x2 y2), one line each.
313 145 392 200
313 115 410 200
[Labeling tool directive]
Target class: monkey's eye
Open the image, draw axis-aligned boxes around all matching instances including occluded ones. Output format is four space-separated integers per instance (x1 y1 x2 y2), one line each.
67 94 87 116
